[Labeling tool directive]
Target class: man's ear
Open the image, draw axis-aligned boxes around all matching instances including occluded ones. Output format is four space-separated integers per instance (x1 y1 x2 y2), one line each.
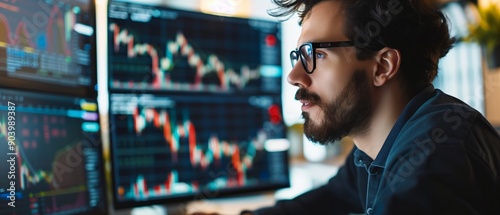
372 48 401 87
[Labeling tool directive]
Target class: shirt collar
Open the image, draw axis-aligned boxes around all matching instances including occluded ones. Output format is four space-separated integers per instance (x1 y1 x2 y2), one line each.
354 84 436 168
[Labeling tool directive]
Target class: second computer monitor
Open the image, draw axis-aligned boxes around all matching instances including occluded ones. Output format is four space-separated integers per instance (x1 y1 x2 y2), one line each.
107 1 290 209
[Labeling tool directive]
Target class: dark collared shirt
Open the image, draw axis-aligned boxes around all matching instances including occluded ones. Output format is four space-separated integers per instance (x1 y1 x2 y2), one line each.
254 85 500 214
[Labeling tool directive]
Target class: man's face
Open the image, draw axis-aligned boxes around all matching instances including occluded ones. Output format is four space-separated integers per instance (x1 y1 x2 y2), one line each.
288 1 375 144
296 70 373 144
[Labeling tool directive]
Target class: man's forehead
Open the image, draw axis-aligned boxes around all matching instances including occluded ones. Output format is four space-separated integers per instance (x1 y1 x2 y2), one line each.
299 0 346 44
302 0 344 25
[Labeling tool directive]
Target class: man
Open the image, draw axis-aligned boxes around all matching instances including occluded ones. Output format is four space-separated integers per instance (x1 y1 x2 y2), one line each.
194 0 500 214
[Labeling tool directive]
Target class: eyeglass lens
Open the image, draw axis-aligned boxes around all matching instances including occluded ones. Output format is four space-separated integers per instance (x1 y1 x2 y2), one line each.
290 51 299 67
299 44 313 72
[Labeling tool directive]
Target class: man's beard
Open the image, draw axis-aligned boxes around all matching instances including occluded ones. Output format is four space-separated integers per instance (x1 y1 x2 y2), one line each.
295 70 373 144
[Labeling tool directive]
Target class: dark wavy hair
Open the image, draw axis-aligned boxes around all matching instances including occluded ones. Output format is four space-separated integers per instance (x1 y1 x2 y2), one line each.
268 0 455 97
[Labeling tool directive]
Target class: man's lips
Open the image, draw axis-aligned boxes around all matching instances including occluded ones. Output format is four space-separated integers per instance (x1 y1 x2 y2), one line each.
295 89 320 111
299 100 315 111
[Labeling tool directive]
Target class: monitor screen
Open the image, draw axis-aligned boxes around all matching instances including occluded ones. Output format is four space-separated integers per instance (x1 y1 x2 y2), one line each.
107 1 289 209
107 1 282 93
0 88 107 215
0 0 97 96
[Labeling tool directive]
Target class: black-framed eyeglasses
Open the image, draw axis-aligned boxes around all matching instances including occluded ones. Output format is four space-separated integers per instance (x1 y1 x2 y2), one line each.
290 41 355 74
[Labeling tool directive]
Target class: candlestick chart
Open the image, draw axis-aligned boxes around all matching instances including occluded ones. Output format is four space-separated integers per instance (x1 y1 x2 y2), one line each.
107 2 282 93
109 93 288 202
0 89 106 215
0 0 96 92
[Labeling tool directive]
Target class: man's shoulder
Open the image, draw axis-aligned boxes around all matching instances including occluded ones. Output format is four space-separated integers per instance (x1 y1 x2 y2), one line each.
389 89 497 157
402 89 483 141
376 89 500 213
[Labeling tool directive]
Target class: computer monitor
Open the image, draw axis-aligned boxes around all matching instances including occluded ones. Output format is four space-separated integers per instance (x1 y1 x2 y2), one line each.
107 1 290 209
0 0 106 214
0 0 97 97
0 88 107 215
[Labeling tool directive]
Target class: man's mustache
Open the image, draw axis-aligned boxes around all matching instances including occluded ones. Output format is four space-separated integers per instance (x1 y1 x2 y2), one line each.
295 89 321 103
